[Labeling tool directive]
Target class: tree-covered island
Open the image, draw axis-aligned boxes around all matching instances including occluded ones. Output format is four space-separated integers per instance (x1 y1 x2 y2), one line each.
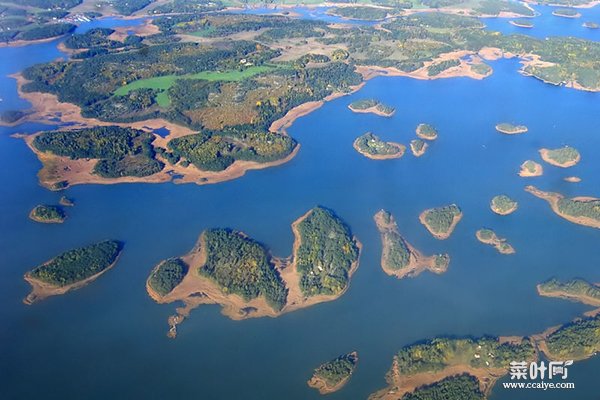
490 195 518 215
307 352 359 395
476 229 515 254
409 139 428 157
29 204 66 223
353 132 405 160
519 160 543 177
146 206 360 337
539 146 581 168
24 240 122 304
374 210 450 279
348 99 395 117
495 123 528 134
419 204 463 240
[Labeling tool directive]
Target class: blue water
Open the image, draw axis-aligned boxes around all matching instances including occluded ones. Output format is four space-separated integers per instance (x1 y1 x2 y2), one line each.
2 11 600 400
484 4 600 40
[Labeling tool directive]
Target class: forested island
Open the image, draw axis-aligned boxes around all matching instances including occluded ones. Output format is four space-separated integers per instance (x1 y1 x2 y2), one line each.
476 229 515 254
419 204 463 240
29 204 65 223
525 186 600 229
348 99 395 117
552 8 581 18
24 240 122 304
495 123 528 134
353 133 405 160
540 146 581 168
416 124 438 140
409 139 428 157
490 195 518 215
146 206 360 337
509 19 534 28
519 160 543 177
307 352 358 395
374 210 450 279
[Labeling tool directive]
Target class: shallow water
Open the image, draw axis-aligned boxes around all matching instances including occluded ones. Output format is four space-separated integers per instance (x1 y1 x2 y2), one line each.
1 12 600 400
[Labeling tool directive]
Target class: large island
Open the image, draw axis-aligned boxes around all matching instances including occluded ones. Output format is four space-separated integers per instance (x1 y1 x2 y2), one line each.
146 207 361 337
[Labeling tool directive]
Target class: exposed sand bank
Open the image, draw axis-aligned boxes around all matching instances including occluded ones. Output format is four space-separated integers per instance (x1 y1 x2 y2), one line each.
519 160 544 177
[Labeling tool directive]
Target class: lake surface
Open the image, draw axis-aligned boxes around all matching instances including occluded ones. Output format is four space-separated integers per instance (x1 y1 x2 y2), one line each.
1 12 600 400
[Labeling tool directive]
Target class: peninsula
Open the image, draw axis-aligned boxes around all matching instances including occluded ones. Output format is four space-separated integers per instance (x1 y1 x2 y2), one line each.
374 210 450 279
495 122 528 134
24 240 122 304
519 160 543 177
476 229 515 254
525 185 600 229
537 278 600 307
539 146 581 168
29 205 66 223
419 204 463 240
146 207 361 337
307 352 358 395
353 133 405 160
490 195 518 215
348 99 395 117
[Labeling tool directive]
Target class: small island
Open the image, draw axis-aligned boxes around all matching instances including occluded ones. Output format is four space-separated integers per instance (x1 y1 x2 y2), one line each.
519 160 544 177
24 240 122 304
552 8 581 19
348 99 395 117
353 133 405 160
540 146 581 168
583 22 599 29
509 19 534 28
564 176 582 183
307 352 358 395
416 124 438 140
29 205 66 224
526 185 600 228
476 229 515 254
537 278 600 307
374 210 450 279
490 195 518 215
409 139 428 157
495 122 528 135
147 207 361 337
59 196 75 207
419 204 463 240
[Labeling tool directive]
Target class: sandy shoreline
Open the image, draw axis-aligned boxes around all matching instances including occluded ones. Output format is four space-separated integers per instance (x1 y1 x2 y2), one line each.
148 208 362 338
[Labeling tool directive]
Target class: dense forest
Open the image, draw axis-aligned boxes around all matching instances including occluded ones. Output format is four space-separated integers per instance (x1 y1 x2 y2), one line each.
557 197 600 222
311 352 358 387
199 229 288 311
545 315 600 359
147 258 188 296
33 126 163 178
401 374 485 400
28 240 122 287
295 207 359 297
